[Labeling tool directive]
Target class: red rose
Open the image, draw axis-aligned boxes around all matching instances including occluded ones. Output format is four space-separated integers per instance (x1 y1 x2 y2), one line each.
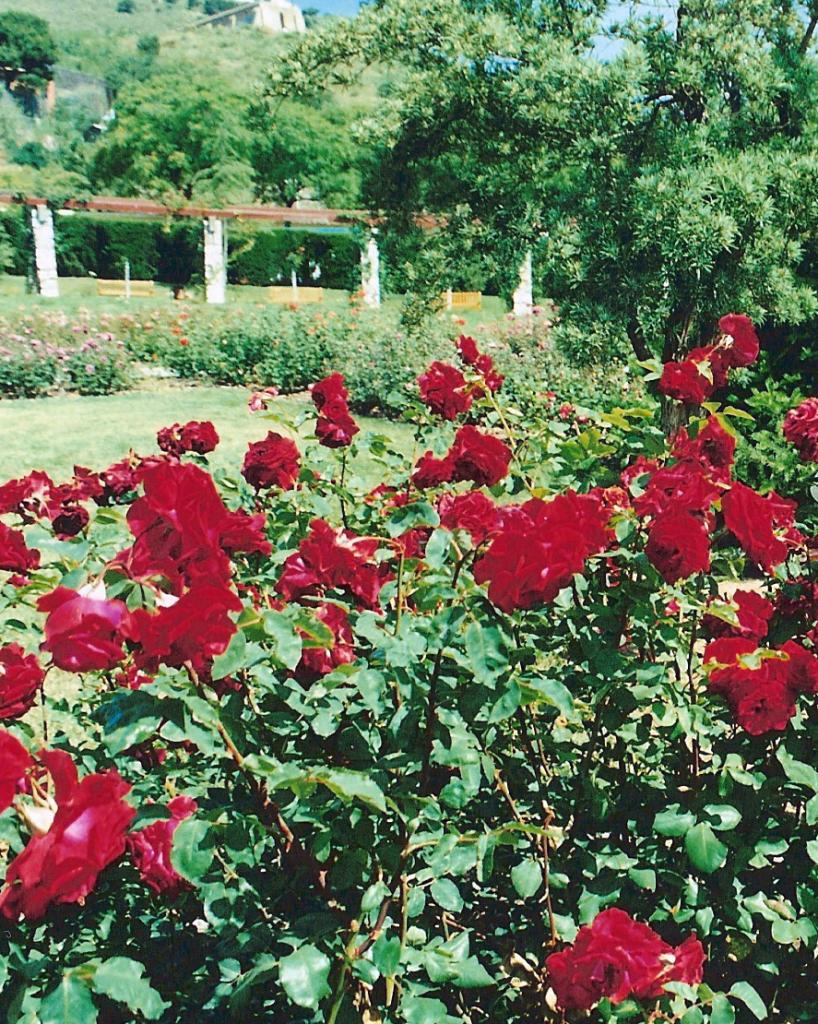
311 371 348 410
0 522 39 574
0 730 31 812
0 470 53 520
474 491 612 611
703 589 774 641
157 420 219 457
277 519 390 609
545 908 704 1011
645 511 711 584
621 456 661 491
704 637 818 734
449 426 512 488
295 603 355 682
411 451 455 489
718 313 759 368
99 457 139 502
456 334 480 365
722 482 801 572
474 352 504 392
242 432 301 490
49 502 89 540
438 491 499 544
127 794 197 898
634 462 719 519
0 749 134 921
0 645 44 720
312 374 360 448
417 361 472 420
671 417 736 481
38 585 129 673
783 397 818 462
125 584 242 673
658 345 727 405
120 462 270 591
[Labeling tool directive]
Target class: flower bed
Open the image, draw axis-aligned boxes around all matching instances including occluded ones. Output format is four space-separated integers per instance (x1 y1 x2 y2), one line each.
0 318 813 1022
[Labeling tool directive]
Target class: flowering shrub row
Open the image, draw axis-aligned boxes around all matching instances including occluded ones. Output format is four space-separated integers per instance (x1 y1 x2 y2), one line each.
0 316 815 1022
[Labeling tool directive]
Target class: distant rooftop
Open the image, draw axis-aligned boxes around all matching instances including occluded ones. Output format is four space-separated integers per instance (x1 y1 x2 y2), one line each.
197 0 306 34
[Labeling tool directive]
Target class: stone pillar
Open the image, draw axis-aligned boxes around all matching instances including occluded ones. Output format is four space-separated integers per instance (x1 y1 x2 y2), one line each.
204 217 227 305
512 250 533 317
31 205 59 299
360 232 381 308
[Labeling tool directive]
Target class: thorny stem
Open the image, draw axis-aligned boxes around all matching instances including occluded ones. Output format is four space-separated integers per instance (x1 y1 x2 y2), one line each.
686 615 700 778
419 646 445 795
395 550 405 635
339 450 349 530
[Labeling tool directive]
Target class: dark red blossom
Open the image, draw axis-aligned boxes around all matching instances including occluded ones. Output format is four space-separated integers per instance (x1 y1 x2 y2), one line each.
671 417 736 482
783 398 818 462
546 908 704 1012
0 645 44 720
633 462 719 519
438 491 499 544
722 482 802 572
38 585 129 673
705 637 818 734
311 374 359 448
658 345 728 405
157 420 219 457
646 511 711 584
125 584 242 674
718 312 760 368
411 451 454 489
0 523 39 574
0 730 31 812
0 470 54 521
120 462 270 592
295 603 355 682
241 432 301 491
703 589 774 641
417 361 472 420
0 749 134 921
127 795 197 898
474 491 612 612
99 457 139 502
449 426 512 488
277 519 389 609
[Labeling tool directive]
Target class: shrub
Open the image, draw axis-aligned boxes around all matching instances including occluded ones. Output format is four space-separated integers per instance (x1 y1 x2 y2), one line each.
0 350 58 396
64 346 130 396
0 320 813 1023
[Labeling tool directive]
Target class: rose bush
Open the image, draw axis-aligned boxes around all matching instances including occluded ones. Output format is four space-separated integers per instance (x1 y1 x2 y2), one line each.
0 322 816 1023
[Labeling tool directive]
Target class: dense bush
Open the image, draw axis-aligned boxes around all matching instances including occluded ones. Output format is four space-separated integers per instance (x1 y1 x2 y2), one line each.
0 317 816 1022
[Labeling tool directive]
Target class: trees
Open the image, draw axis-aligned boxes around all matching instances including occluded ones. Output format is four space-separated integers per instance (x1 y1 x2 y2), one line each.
0 11 57 101
264 0 818 364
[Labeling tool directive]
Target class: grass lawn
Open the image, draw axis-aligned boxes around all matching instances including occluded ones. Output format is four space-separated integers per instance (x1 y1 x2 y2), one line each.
0 276 511 335
0 381 416 485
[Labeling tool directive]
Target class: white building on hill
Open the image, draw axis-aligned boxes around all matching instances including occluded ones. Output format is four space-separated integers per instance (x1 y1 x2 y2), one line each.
198 0 306 34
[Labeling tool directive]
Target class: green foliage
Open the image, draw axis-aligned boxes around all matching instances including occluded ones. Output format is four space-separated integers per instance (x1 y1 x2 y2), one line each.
0 10 56 94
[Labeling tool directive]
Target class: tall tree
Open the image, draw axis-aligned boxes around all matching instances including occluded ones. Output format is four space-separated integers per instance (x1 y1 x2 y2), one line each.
0 11 57 102
264 0 818 370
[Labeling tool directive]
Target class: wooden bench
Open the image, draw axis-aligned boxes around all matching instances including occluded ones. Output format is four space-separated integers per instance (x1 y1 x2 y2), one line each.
97 279 156 298
268 286 325 305
442 290 482 311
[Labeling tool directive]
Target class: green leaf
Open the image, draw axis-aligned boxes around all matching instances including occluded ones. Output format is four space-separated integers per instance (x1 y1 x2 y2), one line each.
91 958 169 1021
729 982 767 1020
511 858 543 899
703 804 742 831
654 806 696 837
710 994 736 1024
776 747 818 792
450 957 495 988
430 878 464 912
262 610 303 670
40 975 98 1024
401 995 459 1024
627 867 656 891
386 500 440 537
211 629 247 680
170 817 214 882
311 767 386 813
278 945 331 1010
685 823 727 874
521 677 575 719
465 622 508 684
96 690 162 756
371 935 401 977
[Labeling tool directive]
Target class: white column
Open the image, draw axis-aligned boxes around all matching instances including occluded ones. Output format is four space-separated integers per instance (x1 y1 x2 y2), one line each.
204 217 227 305
31 205 59 298
360 232 381 308
512 250 533 317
